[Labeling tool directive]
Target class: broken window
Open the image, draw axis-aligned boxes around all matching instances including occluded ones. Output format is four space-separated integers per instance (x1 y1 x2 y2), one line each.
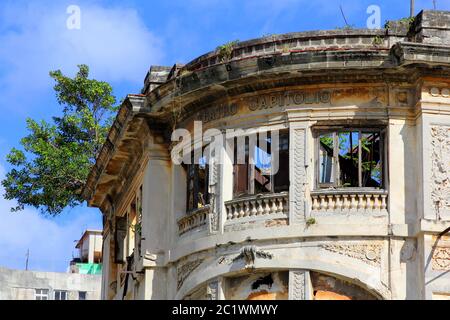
316 128 385 189
185 150 210 212
233 130 289 197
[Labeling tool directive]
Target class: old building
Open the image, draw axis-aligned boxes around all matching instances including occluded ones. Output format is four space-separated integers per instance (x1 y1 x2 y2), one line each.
84 10 450 300
69 229 103 275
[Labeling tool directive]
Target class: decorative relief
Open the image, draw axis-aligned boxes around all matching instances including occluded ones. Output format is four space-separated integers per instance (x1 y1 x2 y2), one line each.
430 87 450 98
432 236 450 271
320 243 382 266
177 259 204 290
291 129 307 224
430 126 450 219
232 246 273 269
209 159 220 234
289 271 306 300
218 246 273 269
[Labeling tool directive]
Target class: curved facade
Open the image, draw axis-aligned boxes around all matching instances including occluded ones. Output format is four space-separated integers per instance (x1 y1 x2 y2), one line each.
84 10 450 300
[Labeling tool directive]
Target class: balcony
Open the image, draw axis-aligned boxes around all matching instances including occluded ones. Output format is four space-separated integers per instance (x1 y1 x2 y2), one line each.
225 192 289 229
177 205 210 236
310 189 388 215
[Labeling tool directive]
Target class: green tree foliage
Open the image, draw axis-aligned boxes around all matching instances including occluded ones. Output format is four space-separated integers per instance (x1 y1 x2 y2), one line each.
1 65 117 215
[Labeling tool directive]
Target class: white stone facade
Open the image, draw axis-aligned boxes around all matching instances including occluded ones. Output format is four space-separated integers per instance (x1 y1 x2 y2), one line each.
84 10 450 300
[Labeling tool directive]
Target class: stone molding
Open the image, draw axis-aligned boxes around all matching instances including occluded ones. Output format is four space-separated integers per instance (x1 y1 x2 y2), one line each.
430 125 450 220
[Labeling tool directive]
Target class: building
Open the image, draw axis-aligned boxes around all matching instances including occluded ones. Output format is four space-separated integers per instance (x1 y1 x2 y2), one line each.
0 230 102 300
83 10 450 300
69 229 103 275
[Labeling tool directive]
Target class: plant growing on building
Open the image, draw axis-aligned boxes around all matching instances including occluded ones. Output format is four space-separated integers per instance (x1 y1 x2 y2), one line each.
1 65 117 215
216 40 239 62
372 35 384 46
306 217 316 227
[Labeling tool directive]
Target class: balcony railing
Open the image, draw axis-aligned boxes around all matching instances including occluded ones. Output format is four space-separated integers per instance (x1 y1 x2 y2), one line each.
177 205 210 236
225 192 289 222
310 189 388 214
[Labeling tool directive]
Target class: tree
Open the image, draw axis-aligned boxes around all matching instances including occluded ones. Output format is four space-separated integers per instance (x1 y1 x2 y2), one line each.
1 65 117 215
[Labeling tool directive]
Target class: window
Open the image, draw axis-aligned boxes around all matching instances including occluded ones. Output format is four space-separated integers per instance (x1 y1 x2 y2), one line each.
233 130 289 197
78 291 87 300
185 151 209 212
35 289 49 300
54 290 68 300
316 128 385 189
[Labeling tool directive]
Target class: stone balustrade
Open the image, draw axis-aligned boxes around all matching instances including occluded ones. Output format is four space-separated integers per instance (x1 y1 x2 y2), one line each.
177 206 210 236
225 192 289 222
310 190 388 214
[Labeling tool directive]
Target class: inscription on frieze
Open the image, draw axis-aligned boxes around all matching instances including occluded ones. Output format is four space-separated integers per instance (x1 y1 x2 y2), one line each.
248 90 331 111
195 87 385 123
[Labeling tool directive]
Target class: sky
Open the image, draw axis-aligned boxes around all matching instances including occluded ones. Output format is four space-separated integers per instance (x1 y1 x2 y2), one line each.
0 0 448 272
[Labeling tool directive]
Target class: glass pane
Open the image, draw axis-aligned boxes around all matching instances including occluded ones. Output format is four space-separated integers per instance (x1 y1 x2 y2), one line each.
338 131 359 187
319 133 335 184
361 132 382 188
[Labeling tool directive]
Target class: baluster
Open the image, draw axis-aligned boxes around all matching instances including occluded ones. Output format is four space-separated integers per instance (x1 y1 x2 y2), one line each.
327 195 334 211
256 200 264 215
380 194 387 211
320 195 327 211
233 203 244 219
271 197 278 214
357 194 364 211
277 197 284 213
342 195 349 211
373 194 380 211
366 194 374 210
227 205 233 220
251 201 258 216
263 199 270 215
335 195 342 211
312 196 319 211
242 201 248 218
350 195 357 211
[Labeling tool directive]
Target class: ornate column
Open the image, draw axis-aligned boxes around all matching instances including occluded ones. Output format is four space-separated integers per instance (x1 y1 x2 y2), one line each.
288 270 313 300
208 154 221 235
289 125 309 224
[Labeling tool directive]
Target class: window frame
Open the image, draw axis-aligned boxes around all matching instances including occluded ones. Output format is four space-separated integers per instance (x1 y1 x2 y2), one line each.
78 291 87 300
232 130 290 198
54 290 68 300
35 289 49 300
314 127 387 190
185 147 210 213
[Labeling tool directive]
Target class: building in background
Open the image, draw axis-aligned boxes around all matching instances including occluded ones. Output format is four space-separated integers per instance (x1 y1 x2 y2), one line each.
69 229 103 275
84 10 450 300
0 230 102 300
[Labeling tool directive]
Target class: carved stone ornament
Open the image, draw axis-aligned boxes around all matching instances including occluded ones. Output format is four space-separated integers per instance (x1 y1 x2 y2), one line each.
231 246 273 269
320 243 382 266
432 236 450 271
177 259 203 290
430 126 450 219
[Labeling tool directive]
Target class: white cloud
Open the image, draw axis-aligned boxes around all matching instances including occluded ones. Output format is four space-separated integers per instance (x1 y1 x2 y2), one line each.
0 2 163 113
0 162 102 272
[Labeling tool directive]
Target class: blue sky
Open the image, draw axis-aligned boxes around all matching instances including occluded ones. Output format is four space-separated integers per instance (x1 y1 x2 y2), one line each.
0 0 448 272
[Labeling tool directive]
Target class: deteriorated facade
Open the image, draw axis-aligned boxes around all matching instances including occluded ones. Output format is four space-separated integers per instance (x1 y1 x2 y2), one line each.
84 10 450 300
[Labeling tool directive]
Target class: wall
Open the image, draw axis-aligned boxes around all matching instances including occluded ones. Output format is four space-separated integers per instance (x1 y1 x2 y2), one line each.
0 267 101 300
